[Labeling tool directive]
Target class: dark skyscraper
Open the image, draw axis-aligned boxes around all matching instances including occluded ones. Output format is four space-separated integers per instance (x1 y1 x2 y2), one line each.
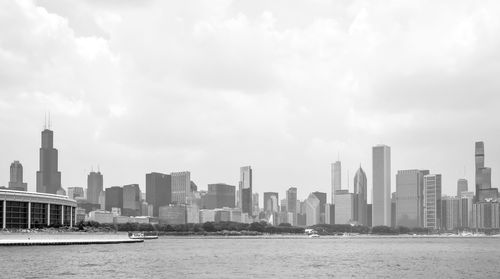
457 179 468 197
205 183 236 209
354 166 367 226
87 171 103 204
123 184 141 216
263 192 279 213
8 161 27 191
146 172 171 217
105 186 123 212
312 191 327 224
36 126 62 194
239 166 252 215
475 142 498 202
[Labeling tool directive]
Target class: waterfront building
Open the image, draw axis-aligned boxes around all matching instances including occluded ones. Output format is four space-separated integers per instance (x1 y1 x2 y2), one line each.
457 179 468 198
87 210 114 223
286 187 298 225
105 186 123 212
441 196 460 231
472 201 500 229
214 208 231 222
353 166 367 226
123 184 141 216
423 174 442 230
0 189 76 228
199 209 215 223
229 208 242 223
372 144 391 226
312 192 327 224
252 193 260 216
8 161 27 191
331 161 341 204
159 204 186 225
171 171 191 204
263 192 279 213
475 142 498 202
395 169 429 228
36 126 62 194
87 171 103 204
98 191 105 210
67 187 84 200
114 216 132 224
186 203 199 223
146 172 171 217
335 190 354 224
325 203 335 224
305 193 320 226
459 192 474 228
239 166 253 215
205 184 235 209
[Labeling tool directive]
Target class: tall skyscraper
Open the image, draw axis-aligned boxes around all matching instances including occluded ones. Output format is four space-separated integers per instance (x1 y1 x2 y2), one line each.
205 183 236 209
286 187 297 225
87 171 103 204
423 174 442 230
372 144 391 226
146 172 172 217
457 179 468 198
67 187 85 200
305 193 320 226
475 142 498 202
335 190 354 224
312 191 327 224
395 169 429 228
123 184 141 216
105 186 123 212
171 171 191 204
263 192 279 213
36 127 62 194
252 192 260 216
353 166 367 226
8 161 27 191
331 161 341 204
239 166 252 215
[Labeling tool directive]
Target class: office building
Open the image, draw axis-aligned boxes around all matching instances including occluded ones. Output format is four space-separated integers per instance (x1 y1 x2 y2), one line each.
353 166 367 225
325 203 335 224
472 201 500 229
67 187 85 200
372 144 391 226
123 184 141 216
205 183 236 209
305 193 320 226
312 192 327 224
395 169 429 228
199 209 215 223
8 161 27 191
105 186 123 213
263 192 279 213
335 190 354 224
441 196 459 231
87 171 103 204
36 127 62 194
331 161 341 204
159 204 186 225
252 192 260 216
457 179 468 198
171 171 191 204
459 192 474 228
475 142 498 202
286 187 297 225
146 172 171 217
423 174 442 230
239 166 252 215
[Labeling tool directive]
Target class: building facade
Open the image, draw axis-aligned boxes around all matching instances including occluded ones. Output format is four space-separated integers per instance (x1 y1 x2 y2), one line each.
87 171 103 204
331 161 341 204
205 183 236 209
123 184 141 216
372 144 391 226
457 179 468 198
171 171 191 204
105 186 123 212
146 172 171 217
36 128 62 194
9 161 27 191
239 166 253 215
305 193 320 226
335 190 354 224
353 166 367 226
423 174 442 230
395 169 429 228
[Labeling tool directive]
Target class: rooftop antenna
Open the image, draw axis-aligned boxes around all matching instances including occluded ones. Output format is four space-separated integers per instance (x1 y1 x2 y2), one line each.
44 112 47 129
48 112 51 129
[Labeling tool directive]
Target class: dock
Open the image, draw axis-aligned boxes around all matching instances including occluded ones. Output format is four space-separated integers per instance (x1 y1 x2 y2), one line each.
0 233 145 246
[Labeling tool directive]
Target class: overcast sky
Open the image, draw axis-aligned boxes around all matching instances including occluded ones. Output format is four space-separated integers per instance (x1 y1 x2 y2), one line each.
1 0 500 201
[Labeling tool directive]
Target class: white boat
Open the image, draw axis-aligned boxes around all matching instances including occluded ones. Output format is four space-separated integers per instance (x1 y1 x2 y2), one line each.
309 233 320 238
129 233 158 240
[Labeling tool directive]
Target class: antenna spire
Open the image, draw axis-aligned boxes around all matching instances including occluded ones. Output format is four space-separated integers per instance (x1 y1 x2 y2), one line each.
48 112 51 129
44 112 47 129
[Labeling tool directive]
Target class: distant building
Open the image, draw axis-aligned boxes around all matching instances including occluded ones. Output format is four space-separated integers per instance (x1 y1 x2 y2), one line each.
312 192 327 224
367 204 372 227
286 187 298 225
239 166 253 215
146 172 171 217
159 204 186 225
67 187 85 200
280 198 287 212
8 161 27 191
252 192 260 216
423 174 442 230
263 192 279 213
171 171 191 204
214 208 231 222
391 192 396 228
186 203 200 224
459 192 474 228
204 183 235 209
457 179 468 198
98 190 105 210
325 203 335 225
105 186 123 212
372 144 391 227
331 161 341 204
472 201 500 229
335 190 354 224
475 142 498 202
87 171 103 204
123 184 141 216
56 188 66 196
200 209 215 223
87 210 114 224
353 166 367 226
36 127 62 194
396 169 429 228
441 196 459 231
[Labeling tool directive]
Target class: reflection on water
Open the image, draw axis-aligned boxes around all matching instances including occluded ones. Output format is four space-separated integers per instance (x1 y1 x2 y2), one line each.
1 236 499 278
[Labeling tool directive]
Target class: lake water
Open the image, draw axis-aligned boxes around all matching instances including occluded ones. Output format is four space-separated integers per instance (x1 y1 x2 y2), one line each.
1 235 500 278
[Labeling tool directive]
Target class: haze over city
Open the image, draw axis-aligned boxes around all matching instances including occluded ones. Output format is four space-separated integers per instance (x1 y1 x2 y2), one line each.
2 0 500 200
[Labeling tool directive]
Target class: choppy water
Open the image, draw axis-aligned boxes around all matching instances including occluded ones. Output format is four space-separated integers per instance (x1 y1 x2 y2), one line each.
1 235 500 278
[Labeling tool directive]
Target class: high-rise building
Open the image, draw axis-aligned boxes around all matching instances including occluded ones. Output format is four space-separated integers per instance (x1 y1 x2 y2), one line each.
123 184 141 216
475 142 498 202
239 166 253 215
423 174 442 230
353 166 367 225
205 183 236 209
459 191 474 228
312 192 327 224
67 187 85 200
331 161 341 204
286 187 297 225
441 196 459 231
8 161 27 191
457 179 468 198
146 172 171 217
335 190 354 224
105 186 123 213
372 144 391 226
87 171 103 204
252 192 260 216
395 169 429 228
325 203 335 224
263 192 279 213
36 127 62 194
305 193 320 226
171 171 191 204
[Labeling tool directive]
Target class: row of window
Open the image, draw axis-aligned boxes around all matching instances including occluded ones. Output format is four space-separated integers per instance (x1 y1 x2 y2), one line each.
0 201 75 229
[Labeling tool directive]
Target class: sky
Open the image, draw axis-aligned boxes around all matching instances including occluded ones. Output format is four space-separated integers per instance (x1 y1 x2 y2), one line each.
1 0 500 201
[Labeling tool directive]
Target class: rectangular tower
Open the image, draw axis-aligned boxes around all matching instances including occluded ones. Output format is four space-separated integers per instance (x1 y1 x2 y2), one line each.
146 172 171 217
239 166 252 215
171 171 191 204
423 174 442 230
396 169 429 228
87 171 103 204
331 161 341 204
372 145 391 227
36 129 61 194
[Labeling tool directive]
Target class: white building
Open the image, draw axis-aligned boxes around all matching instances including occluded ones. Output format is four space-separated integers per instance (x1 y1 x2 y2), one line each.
335 190 354 224
305 193 320 226
423 174 442 230
372 144 391 226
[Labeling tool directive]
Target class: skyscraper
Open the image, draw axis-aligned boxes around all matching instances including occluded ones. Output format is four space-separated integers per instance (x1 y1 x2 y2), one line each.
239 166 252 215
87 171 103 204
146 172 171 217
286 187 297 225
395 169 429 228
206 183 236 209
331 161 341 204
353 166 367 226
263 192 279 213
372 144 391 226
423 174 442 230
171 171 191 204
335 190 354 224
123 184 141 216
457 179 468 198
252 192 260 216
8 161 27 191
312 191 327 224
36 127 62 194
67 187 85 200
105 186 123 212
305 193 320 226
475 142 498 202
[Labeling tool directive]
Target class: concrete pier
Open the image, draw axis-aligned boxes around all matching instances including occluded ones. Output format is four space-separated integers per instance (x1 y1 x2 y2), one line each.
0 233 144 246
